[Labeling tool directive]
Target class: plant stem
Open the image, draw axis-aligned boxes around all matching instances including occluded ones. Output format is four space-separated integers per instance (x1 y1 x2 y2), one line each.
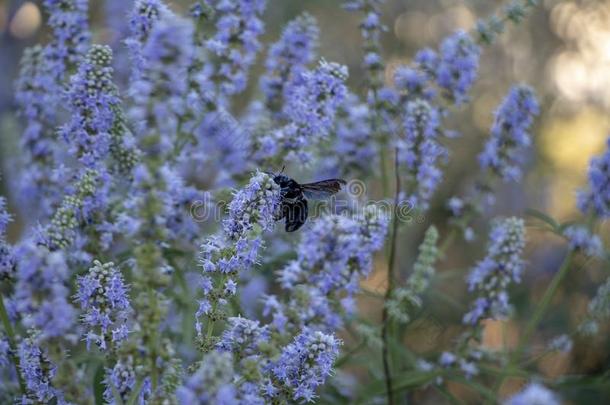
381 147 401 405
490 249 574 402
0 293 26 394
518 250 574 357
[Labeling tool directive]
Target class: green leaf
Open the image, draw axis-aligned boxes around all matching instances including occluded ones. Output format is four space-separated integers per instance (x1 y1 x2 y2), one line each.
93 364 106 405
525 209 560 231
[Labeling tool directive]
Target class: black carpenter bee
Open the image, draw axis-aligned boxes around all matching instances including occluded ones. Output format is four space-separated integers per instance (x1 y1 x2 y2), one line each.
269 172 346 232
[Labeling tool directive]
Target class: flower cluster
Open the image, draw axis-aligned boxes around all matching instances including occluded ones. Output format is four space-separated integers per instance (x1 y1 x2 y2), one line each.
257 60 348 162
75 260 131 351
271 329 341 402
0 197 14 280
479 85 540 184
398 99 446 210
42 0 91 85
415 31 481 105
103 355 151 404
207 0 267 96
463 217 526 325
176 351 237 404
267 207 388 332
61 45 138 173
18 333 63 404
563 225 604 257
126 0 171 81
129 13 194 149
261 13 319 115
578 137 610 218
447 86 539 237
331 95 378 175
14 47 62 219
504 382 560 405
13 242 75 340
196 172 280 337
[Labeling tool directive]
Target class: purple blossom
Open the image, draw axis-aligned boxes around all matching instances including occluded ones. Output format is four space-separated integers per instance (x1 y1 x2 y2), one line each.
217 317 269 358
197 172 280 335
75 260 131 350
578 137 610 218
285 60 348 140
207 0 267 96
259 60 348 161
463 217 525 325
104 356 151 405
504 383 560 405
261 13 319 114
398 99 446 210
430 31 481 105
563 225 604 257
223 171 281 240
18 334 64 403
272 209 388 332
479 86 540 182
60 45 138 172
331 94 378 175
14 47 63 219
128 13 194 152
176 351 241 405
126 0 172 81
13 241 76 340
42 0 91 85
272 329 340 402
0 197 14 280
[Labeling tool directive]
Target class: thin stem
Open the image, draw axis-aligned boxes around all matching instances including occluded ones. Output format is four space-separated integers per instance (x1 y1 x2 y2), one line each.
381 147 401 405
518 250 574 356
0 293 26 394
490 249 575 402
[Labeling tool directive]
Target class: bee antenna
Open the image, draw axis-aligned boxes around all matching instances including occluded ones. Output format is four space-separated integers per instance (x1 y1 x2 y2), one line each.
280 165 285 174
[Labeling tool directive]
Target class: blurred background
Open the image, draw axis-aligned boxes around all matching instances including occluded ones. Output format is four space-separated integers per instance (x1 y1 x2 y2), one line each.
1 0 609 402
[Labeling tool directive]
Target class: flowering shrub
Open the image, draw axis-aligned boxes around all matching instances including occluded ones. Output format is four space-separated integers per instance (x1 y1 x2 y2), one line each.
1 0 609 404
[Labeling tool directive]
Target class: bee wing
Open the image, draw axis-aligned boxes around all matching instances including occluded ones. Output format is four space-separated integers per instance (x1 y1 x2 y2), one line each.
301 179 346 200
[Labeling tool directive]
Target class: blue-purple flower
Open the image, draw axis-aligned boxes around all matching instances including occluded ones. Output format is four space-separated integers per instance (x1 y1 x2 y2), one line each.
578 137 610 218
75 260 131 350
416 31 481 105
398 99 446 210
267 208 388 332
104 356 151 405
261 13 319 115
272 329 340 402
0 197 14 280
504 382 560 405
18 333 64 403
13 241 76 340
479 86 539 183
61 45 138 173
207 0 267 96
463 217 525 325
563 225 604 257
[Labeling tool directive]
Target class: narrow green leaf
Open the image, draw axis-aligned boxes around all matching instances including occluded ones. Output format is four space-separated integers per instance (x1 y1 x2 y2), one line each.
525 209 559 231
93 364 106 405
